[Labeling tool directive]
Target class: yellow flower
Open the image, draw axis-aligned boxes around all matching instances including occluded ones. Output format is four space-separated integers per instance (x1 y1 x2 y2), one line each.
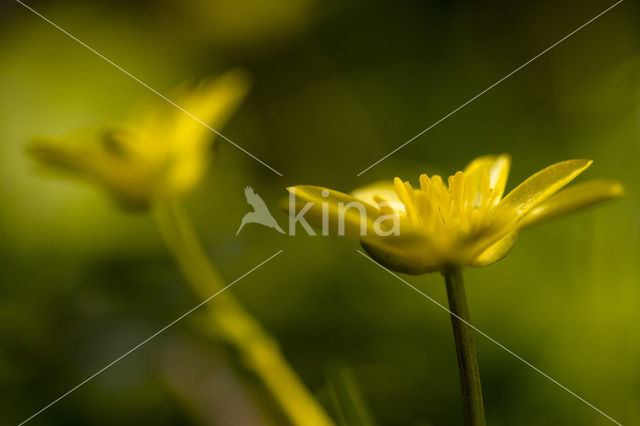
28 70 250 209
287 155 624 274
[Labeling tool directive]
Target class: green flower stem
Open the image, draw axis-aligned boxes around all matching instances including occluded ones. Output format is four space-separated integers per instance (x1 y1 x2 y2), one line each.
443 267 486 426
154 200 334 426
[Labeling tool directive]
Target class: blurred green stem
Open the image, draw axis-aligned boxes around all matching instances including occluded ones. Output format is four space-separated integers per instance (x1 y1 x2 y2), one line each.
154 200 334 426
327 364 376 426
443 268 486 426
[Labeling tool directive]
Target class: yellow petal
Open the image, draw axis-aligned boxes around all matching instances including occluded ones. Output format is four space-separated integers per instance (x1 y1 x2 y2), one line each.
463 155 496 175
143 70 251 193
28 130 160 209
520 179 625 228
361 237 443 275
471 231 519 267
144 69 251 147
463 154 511 205
285 185 381 238
497 159 593 218
286 186 441 272
351 181 404 214
27 136 88 174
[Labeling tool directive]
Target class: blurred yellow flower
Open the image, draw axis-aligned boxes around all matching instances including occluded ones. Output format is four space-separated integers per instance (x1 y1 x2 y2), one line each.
28 70 250 209
288 155 624 274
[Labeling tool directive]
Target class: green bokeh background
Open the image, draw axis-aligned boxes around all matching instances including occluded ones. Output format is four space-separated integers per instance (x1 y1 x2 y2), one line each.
1 0 638 424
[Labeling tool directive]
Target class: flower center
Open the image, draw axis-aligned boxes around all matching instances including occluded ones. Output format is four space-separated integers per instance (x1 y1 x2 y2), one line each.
389 170 502 243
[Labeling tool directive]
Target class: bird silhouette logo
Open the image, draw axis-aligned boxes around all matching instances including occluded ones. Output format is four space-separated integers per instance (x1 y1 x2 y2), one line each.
236 186 285 235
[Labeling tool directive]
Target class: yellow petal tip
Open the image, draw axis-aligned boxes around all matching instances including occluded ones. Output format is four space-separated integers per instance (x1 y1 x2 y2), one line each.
579 158 593 168
563 158 593 169
609 181 626 197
